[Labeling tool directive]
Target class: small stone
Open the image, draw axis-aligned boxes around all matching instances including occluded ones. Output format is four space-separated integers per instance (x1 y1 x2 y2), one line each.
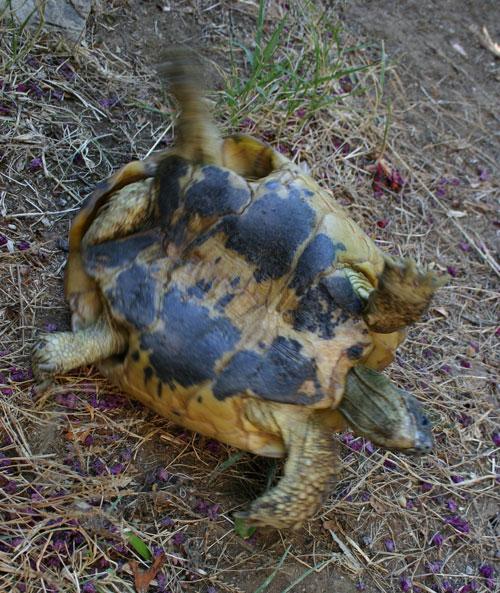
397 495 407 508
7 0 91 42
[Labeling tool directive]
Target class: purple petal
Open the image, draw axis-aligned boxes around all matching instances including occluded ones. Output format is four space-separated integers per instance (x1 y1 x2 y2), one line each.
445 498 457 511
492 432 500 447
161 516 175 528
205 441 221 454
477 168 488 181
447 266 457 277
364 440 374 454
460 360 471 369
459 242 471 251
458 413 471 427
421 481 432 492
93 458 107 476
384 538 395 552
172 532 185 546
444 515 469 533
479 566 494 578
452 475 464 483
349 439 363 452
29 157 42 170
110 464 124 475
431 533 443 548
17 241 30 251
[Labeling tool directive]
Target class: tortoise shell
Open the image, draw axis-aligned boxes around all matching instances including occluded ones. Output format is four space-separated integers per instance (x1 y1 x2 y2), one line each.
65 132 405 457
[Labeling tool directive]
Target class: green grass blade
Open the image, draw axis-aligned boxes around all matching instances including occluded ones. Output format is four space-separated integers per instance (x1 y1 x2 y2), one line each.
253 545 291 593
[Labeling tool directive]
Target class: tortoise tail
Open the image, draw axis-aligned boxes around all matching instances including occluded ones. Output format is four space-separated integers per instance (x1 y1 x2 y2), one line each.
157 49 223 164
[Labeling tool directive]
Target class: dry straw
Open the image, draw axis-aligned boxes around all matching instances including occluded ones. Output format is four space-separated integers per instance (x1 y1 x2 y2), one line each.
0 2 498 593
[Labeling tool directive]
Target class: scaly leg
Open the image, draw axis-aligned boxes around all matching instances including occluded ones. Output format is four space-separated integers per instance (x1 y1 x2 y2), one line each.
235 405 339 529
363 256 448 333
66 179 155 331
32 315 128 384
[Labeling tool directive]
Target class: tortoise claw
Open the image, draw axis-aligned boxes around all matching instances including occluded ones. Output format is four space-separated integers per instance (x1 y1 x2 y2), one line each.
364 256 449 333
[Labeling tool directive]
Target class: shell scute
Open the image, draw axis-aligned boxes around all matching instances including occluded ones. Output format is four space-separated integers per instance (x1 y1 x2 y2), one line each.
218 181 317 283
139 285 242 389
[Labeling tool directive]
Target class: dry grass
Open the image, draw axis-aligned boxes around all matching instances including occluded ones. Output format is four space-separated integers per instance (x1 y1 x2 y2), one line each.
0 1 498 593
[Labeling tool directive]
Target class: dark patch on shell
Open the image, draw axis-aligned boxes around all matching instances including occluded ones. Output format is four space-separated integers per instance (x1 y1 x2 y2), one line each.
104 262 158 329
184 165 251 216
144 366 153 383
213 336 323 405
140 286 241 389
84 232 160 273
290 234 346 295
186 279 212 299
215 293 234 312
292 283 347 339
321 274 364 316
218 189 315 282
346 345 364 360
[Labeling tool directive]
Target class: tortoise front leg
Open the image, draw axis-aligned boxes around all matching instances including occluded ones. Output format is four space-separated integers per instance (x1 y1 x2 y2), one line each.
235 406 339 529
32 315 128 383
353 256 448 334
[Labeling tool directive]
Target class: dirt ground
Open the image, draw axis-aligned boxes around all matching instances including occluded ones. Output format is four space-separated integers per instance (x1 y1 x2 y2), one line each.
1 1 499 593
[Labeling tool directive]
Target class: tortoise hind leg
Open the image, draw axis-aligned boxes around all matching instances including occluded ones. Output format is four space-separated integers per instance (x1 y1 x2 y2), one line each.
32 315 128 385
235 406 339 529
363 256 448 333
81 179 155 249
66 177 155 331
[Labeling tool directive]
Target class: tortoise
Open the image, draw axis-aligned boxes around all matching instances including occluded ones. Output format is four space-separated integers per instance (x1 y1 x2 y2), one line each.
32 53 445 529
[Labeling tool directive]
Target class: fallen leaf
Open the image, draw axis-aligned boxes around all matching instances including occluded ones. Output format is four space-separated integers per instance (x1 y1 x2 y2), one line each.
234 517 257 539
450 41 467 57
63 426 91 443
151 97 169 113
131 553 166 593
433 307 450 317
470 25 500 57
370 498 386 513
322 519 340 531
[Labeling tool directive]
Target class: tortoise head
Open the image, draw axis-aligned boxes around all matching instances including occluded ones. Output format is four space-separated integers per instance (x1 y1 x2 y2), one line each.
338 365 433 456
